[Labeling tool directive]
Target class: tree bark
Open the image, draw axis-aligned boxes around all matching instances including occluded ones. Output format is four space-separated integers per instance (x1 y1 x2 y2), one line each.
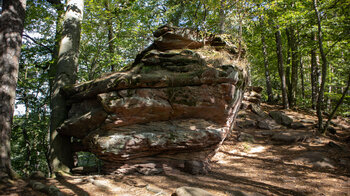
327 65 333 111
0 0 27 179
219 0 225 34
260 17 273 103
275 26 289 109
290 27 298 107
310 33 318 109
286 66 292 105
285 27 298 107
49 0 84 174
300 55 305 98
313 0 328 133
105 0 116 72
236 0 244 60
47 0 64 176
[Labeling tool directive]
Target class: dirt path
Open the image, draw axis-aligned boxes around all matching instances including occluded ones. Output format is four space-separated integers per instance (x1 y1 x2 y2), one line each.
2 104 350 196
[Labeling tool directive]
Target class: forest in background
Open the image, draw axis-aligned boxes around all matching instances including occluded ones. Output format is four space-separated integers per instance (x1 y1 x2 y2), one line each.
1 0 349 178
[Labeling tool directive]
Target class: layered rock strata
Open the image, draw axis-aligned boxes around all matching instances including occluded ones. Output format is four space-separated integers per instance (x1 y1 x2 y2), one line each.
59 25 248 174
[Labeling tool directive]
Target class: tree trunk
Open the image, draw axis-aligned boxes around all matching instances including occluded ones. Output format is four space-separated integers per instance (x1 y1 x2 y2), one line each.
260 17 273 103
22 68 31 176
275 26 289 109
290 27 298 107
237 16 243 60
285 27 298 107
219 0 225 34
105 0 115 71
49 0 84 174
300 55 305 98
313 0 328 133
236 0 243 60
285 66 292 105
47 0 64 176
0 0 26 180
310 33 318 109
327 65 333 111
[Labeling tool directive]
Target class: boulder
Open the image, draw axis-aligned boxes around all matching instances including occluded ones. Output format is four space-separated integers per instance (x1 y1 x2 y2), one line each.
237 119 256 128
290 122 306 129
257 120 273 130
59 25 248 174
271 131 312 145
250 103 267 118
269 111 293 126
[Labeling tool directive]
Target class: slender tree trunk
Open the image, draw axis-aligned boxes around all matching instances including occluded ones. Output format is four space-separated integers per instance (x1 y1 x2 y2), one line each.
275 26 289 109
290 27 298 107
300 55 305 98
285 66 292 105
260 17 273 103
310 33 318 109
285 27 298 107
219 0 225 34
0 0 26 180
237 17 243 60
236 0 243 60
22 67 31 176
313 0 328 133
49 0 84 174
327 65 333 111
105 0 115 71
22 99 31 176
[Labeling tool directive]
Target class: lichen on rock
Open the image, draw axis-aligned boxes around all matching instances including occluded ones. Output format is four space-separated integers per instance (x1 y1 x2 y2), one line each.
59 24 249 175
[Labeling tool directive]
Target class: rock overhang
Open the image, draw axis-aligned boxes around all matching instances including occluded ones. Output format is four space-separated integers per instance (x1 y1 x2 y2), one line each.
58 24 249 174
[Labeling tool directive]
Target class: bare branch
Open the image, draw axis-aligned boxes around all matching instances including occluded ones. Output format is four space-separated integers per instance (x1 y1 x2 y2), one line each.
23 34 54 53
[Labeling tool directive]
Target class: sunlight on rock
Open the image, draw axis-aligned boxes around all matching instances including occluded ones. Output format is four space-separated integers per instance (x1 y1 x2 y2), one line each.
228 149 238 154
248 146 265 153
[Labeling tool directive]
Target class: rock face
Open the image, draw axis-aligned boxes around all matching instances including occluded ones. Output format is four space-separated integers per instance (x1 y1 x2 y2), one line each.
59 25 248 174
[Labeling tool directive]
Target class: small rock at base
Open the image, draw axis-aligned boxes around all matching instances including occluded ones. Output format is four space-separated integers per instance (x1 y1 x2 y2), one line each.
183 161 209 175
172 186 214 196
290 122 306 129
29 171 46 180
257 120 273 130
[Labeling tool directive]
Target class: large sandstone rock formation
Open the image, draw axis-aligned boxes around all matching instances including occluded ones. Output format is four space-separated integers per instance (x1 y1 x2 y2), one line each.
59 25 249 174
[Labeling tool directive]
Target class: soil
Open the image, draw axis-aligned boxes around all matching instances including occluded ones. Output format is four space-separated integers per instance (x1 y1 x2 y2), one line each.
1 103 350 196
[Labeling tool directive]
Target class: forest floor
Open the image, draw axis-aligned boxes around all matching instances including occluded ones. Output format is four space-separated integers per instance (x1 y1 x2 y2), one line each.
1 103 350 196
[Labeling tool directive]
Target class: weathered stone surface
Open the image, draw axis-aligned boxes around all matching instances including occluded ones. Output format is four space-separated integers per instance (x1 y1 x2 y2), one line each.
58 108 107 139
269 111 293 126
59 25 248 174
183 160 210 175
237 119 256 129
251 103 267 118
290 122 306 129
271 131 312 145
257 120 273 130
84 119 226 161
293 152 335 168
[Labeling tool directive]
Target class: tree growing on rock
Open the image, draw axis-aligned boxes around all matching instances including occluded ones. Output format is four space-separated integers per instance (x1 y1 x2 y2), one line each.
49 0 84 175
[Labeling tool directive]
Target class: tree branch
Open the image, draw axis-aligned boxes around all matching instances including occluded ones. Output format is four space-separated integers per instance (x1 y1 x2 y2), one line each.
23 34 54 53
